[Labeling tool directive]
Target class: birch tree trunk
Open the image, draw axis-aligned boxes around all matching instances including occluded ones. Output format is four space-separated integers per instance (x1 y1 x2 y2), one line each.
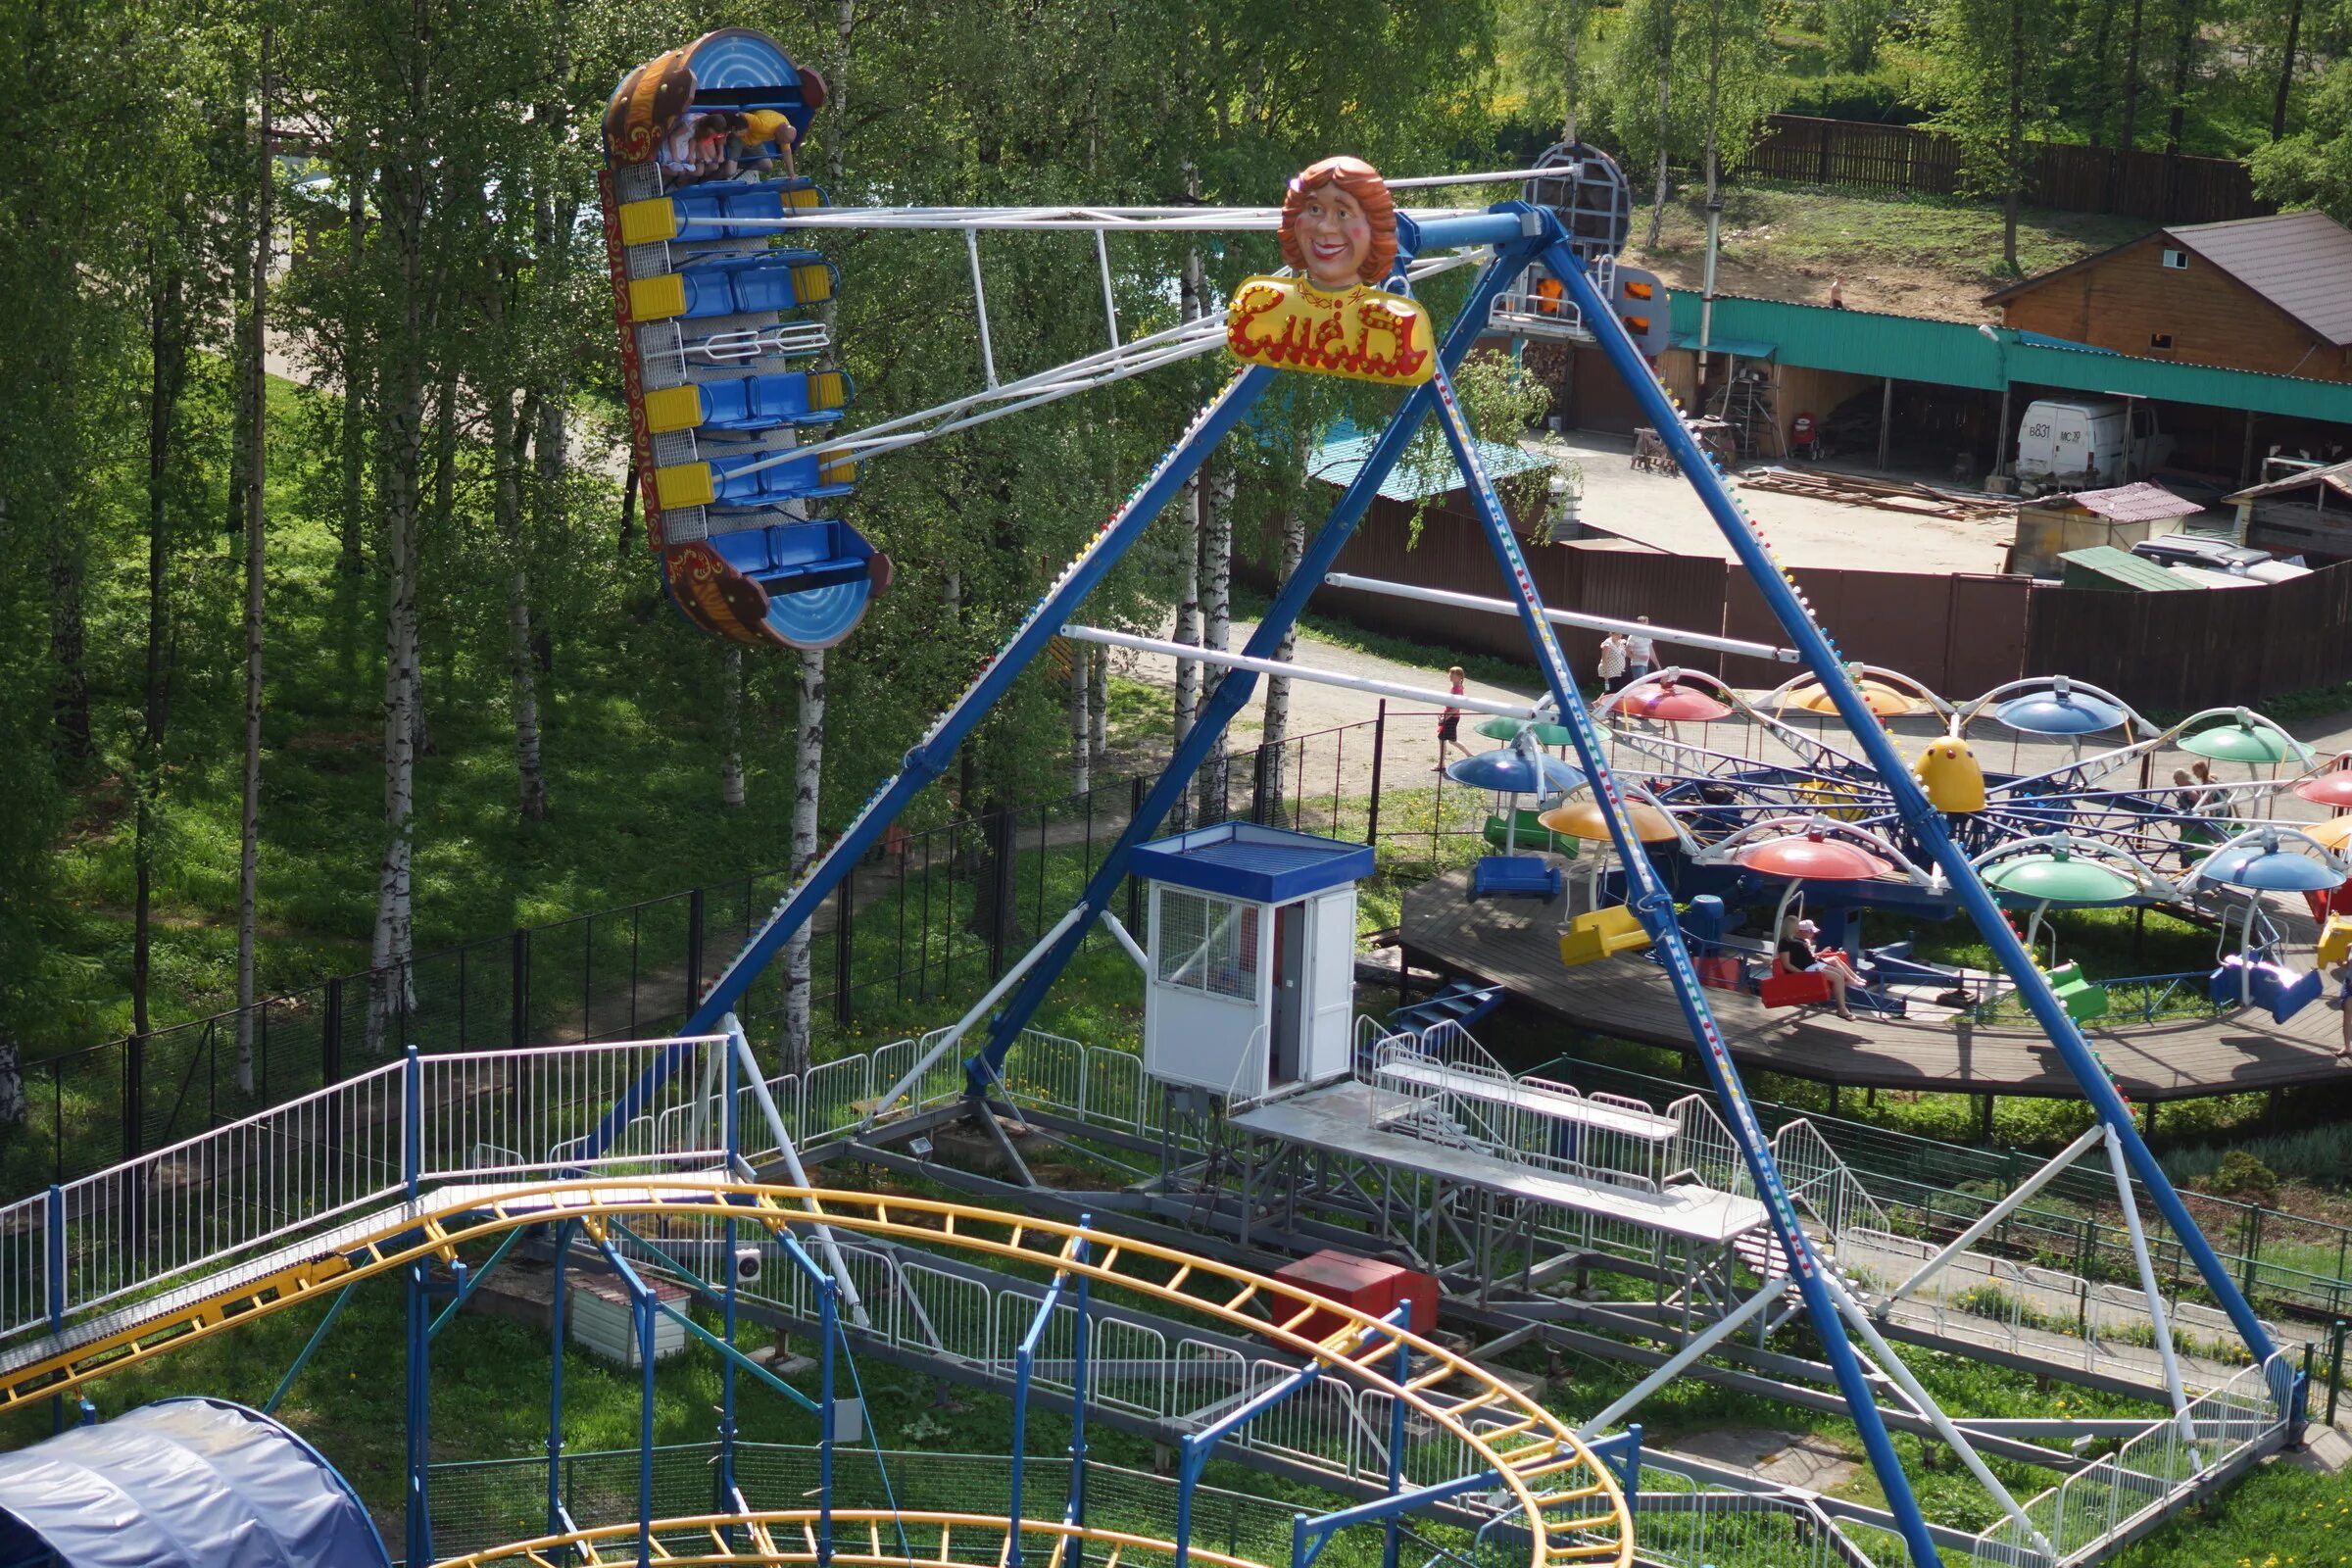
1260 483 1306 822
338 165 368 578
235 31 272 1096
1171 192 1204 759
493 385 548 819
369 8 431 1055
1196 460 1234 820
1088 642 1107 773
1644 50 1675 251
1069 643 1091 794
720 646 747 808
783 648 824 1074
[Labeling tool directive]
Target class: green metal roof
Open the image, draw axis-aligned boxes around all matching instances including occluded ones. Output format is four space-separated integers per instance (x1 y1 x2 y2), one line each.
1665 291 2352 421
1667 328 1777 359
1308 431 1552 503
2057 546 2202 591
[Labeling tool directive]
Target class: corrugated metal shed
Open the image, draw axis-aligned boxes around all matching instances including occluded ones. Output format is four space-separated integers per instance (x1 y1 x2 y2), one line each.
2057 482 2205 522
1308 432 1550 503
2058 545 2203 591
2165 212 2352 347
2224 457 2352 505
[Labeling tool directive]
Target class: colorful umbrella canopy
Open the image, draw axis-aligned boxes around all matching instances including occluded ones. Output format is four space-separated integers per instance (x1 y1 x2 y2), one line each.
1612 683 1735 722
1993 691 2127 736
1784 680 1921 718
1538 798 1680 843
1475 715 1576 746
2293 772 2352 809
1733 829 1894 881
1981 852 2139 905
2306 815 2352 853
2180 722 2298 763
2195 839 2346 892
1445 749 1587 796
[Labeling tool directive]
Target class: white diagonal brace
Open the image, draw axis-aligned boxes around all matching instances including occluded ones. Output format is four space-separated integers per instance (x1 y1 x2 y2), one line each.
1884 1122 2108 1307
1576 1278 1786 1439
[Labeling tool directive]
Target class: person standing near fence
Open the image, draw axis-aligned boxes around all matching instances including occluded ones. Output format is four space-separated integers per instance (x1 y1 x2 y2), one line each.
1435 665 1473 770
1596 631 1628 694
1626 617 1657 685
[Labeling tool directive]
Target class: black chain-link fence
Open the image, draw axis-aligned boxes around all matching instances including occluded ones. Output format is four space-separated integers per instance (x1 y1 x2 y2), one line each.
423 1444 1392 1568
4 710 1511 1197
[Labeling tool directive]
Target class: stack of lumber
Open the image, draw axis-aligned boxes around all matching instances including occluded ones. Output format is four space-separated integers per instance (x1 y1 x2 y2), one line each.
1738 466 2009 522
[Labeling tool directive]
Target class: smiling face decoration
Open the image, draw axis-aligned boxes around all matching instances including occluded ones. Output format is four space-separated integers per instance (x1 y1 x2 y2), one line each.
1230 157 1431 387
1277 158 1398 290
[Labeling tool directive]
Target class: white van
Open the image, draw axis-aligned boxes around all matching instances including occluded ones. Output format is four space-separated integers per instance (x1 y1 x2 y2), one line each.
2012 399 2173 495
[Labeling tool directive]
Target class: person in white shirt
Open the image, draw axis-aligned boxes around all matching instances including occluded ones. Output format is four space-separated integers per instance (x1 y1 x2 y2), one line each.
1626 617 1657 684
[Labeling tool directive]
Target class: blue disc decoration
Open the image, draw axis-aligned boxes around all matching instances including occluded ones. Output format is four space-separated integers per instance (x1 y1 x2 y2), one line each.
1446 750 1587 796
1993 691 2127 736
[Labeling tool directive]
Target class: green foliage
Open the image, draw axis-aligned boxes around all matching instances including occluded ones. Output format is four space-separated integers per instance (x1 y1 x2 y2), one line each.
2249 56 2352 223
1823 0 1897 71
2185 1150 2282 1205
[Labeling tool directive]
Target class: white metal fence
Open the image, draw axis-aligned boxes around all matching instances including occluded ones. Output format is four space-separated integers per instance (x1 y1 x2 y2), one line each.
1974 1352 2294 1567
0 1036 735 1355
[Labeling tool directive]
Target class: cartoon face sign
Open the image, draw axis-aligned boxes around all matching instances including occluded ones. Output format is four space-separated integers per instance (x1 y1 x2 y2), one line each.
1298 184 1373 291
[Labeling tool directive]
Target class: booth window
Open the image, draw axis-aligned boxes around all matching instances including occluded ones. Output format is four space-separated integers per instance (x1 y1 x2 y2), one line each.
1157 891 1259 1000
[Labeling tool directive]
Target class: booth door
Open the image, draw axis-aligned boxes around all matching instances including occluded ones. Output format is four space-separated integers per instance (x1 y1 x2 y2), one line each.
1271 901 1306 1087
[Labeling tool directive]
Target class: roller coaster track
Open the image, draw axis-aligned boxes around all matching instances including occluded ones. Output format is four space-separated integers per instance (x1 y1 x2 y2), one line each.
6 1180 1633 1568
431 1508 1261 1568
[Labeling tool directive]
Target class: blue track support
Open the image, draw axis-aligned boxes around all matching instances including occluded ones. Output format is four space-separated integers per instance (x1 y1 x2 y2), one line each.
819 1275 838 1568
266 1282 358 1413
1542 234 2281 1378
1382 1312 1408 1568
971 230 1544 1083
404 1258 432 1565
721 1037 741 1523
1294 1466 1509 1568
1423 348 1946 1568
428 1225 527 1339
586 1232 662 1568
578 368 1279 1163
45 1185 63 1435
547 1218 573 1538
1009 1268 1071 1568
402 1046 420 1202
1067 1249 1093 1540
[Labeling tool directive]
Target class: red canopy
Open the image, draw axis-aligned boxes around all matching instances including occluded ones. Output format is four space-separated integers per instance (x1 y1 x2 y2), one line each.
1611 682 1734 721
1733 831 1893 881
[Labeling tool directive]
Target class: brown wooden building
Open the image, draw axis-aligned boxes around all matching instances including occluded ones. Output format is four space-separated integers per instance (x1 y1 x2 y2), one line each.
1984 211 2352 382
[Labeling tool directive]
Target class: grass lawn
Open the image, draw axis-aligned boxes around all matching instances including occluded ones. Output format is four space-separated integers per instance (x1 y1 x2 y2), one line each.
1626 181 2158 318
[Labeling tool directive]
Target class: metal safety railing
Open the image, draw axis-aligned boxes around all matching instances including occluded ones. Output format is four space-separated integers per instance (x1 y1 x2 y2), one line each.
1974 1352 2295 1567
0 1035 736 1355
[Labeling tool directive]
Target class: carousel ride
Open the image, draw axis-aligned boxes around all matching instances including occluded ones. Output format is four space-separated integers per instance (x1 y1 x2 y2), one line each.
1458 662 2352 1029
0 24 2320 1568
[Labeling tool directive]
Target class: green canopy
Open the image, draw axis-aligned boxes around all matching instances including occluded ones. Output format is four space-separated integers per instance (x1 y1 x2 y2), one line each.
1476 715 1575 746
2180 723 2298 763
1982 854 2139 906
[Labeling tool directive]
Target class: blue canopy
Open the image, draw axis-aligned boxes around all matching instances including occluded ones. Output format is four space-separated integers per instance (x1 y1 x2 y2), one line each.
2195 842 2346 893
1446 750 1587 796
1993 692 2127 736
0 1397 389 1568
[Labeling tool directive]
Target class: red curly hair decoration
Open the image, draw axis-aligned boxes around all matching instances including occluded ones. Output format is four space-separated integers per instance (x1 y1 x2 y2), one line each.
1279 157 1397 285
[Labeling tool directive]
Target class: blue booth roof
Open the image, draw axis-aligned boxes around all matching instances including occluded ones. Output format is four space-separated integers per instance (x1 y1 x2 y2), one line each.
1132 822 1374 905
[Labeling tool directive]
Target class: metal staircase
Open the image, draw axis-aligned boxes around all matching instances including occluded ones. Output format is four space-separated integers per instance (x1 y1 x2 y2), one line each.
1709 367 1781 460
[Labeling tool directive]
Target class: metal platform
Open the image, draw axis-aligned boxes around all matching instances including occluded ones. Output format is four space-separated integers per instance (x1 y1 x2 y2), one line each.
1402 869 2352 1102
1230 1082 1766 1246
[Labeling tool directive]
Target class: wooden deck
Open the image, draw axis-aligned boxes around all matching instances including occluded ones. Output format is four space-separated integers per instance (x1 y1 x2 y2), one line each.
1399 871 2352 1102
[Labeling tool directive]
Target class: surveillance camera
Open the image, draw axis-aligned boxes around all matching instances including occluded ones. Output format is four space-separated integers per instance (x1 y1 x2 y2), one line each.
732 1246 763 1285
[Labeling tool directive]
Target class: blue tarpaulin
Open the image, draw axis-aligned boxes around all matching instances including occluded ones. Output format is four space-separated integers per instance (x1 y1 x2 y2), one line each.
0 1397 390 1568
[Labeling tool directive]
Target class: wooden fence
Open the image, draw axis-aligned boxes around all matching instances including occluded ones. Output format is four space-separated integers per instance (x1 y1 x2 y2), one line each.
1737 115 2268 225
1250 498 2352 712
